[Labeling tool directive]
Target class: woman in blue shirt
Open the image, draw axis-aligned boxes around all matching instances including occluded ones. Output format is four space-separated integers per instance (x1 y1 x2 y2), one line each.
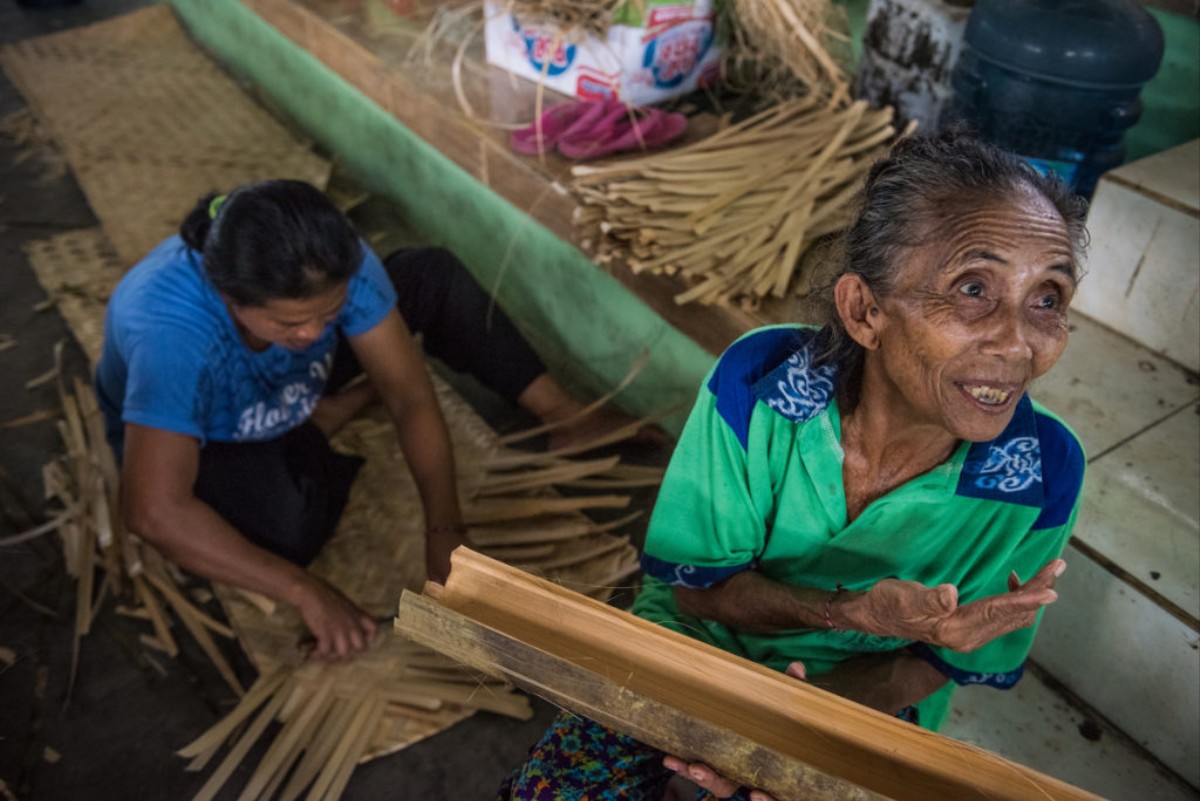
96 179 624 660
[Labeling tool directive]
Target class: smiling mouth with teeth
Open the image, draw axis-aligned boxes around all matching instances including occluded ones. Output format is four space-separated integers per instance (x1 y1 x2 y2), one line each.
967 385 1011 405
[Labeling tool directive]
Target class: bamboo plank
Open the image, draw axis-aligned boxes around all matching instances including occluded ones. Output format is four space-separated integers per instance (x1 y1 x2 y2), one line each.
397 549 1104 801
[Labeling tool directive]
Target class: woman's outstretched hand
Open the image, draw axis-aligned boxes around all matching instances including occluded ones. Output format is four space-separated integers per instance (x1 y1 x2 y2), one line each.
844 559 1066 652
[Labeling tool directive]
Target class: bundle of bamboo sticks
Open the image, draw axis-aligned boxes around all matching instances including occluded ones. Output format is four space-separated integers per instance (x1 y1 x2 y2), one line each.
42 372 246 698
573 96 908 308
178 637 534 801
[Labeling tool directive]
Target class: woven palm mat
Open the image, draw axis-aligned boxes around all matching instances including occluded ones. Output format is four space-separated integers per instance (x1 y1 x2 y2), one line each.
0 4 331 264
24 225 645 797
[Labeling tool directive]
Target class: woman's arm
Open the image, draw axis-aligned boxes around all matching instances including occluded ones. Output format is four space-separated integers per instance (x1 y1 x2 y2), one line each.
346 308 465 583
122 423 377 659
676 562 1064 654
676 572 949 711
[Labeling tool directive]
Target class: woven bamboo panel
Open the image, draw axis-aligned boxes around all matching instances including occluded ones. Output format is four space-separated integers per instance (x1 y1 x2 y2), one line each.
0 5 331 264
24 227 124 366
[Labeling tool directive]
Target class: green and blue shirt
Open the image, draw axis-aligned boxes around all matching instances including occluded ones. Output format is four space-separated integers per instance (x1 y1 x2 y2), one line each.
633 325 1085 730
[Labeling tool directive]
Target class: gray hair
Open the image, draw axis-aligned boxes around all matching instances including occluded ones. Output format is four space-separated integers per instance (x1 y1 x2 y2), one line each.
814 130 1090 411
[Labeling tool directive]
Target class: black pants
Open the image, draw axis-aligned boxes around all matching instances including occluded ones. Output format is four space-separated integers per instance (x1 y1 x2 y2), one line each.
192 247 546 566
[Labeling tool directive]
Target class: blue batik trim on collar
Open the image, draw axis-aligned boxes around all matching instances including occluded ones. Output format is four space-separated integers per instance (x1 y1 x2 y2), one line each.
750 333 837 426
640 553 754 590
910 643 1025 689
1031 411 1085 530
708 326 813 450
956 395 1045 509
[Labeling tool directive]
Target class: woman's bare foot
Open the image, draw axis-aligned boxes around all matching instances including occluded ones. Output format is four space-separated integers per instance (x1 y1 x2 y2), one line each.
516 374 669 452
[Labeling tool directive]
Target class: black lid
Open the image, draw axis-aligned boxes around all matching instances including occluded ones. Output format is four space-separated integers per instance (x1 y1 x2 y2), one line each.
965 0 1165 88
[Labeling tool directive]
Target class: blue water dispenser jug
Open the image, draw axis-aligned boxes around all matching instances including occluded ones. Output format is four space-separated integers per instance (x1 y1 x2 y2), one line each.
942 0 1165 198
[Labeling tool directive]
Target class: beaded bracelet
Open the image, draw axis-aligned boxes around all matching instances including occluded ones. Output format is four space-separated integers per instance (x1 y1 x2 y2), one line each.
824 584 845 630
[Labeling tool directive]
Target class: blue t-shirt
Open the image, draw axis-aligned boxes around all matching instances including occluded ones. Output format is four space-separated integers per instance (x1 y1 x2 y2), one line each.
95 236 397 459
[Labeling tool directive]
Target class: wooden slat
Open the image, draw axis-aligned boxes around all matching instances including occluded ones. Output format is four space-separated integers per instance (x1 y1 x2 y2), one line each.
397 549 1104 801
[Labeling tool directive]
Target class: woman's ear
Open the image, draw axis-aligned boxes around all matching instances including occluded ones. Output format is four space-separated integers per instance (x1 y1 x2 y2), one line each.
834 273 883 351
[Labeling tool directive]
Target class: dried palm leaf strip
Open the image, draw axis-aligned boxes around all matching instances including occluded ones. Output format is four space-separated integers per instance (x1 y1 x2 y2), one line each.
307 691 389 801
277 697 358 801
473 455 621 495
496 350 652 445
478 542 559 561
236 675 337 801
480 412 668 470
190 676 294 801
464 493 630 525
468 510 640 546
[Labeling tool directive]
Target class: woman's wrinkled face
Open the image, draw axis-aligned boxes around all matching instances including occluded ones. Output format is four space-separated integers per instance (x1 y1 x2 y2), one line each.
226 281 348 352
871 189 1076 443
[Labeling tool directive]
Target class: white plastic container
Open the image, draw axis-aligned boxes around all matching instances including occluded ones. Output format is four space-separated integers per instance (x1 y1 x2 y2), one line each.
483 0 724 105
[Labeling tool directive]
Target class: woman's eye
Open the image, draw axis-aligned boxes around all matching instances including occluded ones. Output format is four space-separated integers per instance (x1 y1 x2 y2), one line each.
958 282 985 298
1036 293 1061 310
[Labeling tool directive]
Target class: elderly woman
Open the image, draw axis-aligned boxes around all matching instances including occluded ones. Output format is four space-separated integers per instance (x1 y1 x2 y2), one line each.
498 131 1088 800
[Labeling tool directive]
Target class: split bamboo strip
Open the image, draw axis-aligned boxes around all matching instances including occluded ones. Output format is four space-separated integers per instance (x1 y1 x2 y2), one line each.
399 549 1104 801
144 568 244 697
480 414 665 469
463 494 630 525
278 697 357 801
236 675 336 801
179 668 290 772
519 534 631 571
319 694 388 800
305 692 387 801
388 679 533 719
477 542 558 561
190 677 293 801
399 666 507 685
496 350 651 445
0 506 78 548
131 573 179 659
472 455 621 496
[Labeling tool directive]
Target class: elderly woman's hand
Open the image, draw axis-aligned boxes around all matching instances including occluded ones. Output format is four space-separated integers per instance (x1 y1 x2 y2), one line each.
662 756 778 801
842 559 1066 653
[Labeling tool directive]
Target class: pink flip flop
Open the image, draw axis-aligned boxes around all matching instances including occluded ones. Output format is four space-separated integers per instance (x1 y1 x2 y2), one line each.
510 100 614 155
556 103 688 160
